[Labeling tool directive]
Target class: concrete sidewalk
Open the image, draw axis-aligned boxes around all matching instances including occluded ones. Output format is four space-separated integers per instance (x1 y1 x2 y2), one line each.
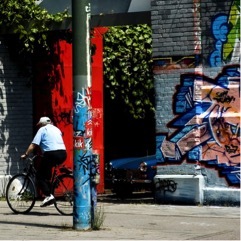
0 199 240 240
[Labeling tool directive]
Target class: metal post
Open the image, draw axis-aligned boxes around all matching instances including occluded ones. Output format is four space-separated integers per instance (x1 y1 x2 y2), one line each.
72 0 92 230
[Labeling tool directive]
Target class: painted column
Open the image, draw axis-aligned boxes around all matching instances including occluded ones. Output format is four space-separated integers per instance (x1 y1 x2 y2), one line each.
72 0 92 230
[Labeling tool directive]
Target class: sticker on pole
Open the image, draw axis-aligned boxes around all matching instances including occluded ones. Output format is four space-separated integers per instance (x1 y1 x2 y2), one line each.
74 136 85 150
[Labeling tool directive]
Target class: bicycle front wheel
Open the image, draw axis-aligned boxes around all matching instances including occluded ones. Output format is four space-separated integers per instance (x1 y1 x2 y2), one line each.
53 174 73 215
6 174 36 214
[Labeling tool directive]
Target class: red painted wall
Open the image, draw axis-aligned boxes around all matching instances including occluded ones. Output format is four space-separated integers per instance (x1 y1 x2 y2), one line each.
33 39 73 170
91 27 108 193
33 28 108 193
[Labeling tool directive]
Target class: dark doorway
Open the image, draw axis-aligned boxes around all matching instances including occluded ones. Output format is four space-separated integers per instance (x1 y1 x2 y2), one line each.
103 23 155 163
104 89 156 162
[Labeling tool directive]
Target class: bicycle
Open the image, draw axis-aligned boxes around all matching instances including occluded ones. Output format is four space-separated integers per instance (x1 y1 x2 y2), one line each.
6 155 74 215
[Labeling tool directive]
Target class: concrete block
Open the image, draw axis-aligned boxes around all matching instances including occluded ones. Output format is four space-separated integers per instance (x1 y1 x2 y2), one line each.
0 175 11 197
203 187 240 206
154 174 205 204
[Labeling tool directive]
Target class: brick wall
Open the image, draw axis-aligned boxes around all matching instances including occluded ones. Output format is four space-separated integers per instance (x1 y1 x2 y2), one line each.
151 0 240 204
152 0 197 57
0 37 33 195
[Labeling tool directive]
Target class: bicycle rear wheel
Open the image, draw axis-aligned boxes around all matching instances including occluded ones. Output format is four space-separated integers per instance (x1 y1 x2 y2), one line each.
6 174 36 214
53 174 73 215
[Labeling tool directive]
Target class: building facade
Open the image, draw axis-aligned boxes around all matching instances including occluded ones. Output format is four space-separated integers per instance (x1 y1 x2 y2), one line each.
0 38 33 194
152 0 240 205
0 0 240 205
0 29 106 195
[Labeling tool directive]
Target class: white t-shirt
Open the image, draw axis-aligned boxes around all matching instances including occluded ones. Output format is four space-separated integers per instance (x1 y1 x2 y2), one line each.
32 124 66 152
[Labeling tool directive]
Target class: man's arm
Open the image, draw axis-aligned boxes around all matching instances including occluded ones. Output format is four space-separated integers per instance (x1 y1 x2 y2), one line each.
21 143 38 159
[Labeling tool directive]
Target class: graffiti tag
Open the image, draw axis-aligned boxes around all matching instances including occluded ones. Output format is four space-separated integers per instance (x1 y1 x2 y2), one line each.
155 179 177 192
213 91 235 103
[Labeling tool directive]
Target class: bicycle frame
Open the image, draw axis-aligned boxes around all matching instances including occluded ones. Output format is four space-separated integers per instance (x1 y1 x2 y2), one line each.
26 155 73 192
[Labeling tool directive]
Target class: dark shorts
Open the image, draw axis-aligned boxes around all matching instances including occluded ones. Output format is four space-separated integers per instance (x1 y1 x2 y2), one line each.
37 149 67 196
43 150 67 166
38 149 67 181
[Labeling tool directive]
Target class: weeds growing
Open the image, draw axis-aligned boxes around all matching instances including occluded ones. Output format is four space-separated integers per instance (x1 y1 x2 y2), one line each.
92 205 105 230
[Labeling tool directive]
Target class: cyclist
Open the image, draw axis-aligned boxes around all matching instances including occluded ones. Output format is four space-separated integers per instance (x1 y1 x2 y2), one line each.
21 116 67 207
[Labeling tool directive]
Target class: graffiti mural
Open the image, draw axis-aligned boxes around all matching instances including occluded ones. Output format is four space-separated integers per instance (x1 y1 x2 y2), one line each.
157 65 240 186
209 0 240 67
156 0 240 187
153 55 200 73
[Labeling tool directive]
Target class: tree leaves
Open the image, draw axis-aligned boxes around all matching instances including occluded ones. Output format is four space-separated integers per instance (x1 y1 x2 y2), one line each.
0 0 69 55
103 24 155 119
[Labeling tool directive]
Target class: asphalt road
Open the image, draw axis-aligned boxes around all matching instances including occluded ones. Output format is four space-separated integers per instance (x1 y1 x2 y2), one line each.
0 193 240 240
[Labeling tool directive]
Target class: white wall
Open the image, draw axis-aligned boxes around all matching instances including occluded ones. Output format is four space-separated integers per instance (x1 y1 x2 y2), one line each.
0 38 33 196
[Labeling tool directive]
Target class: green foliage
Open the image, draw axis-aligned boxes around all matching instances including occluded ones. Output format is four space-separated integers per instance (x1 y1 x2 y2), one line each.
103 24 155 119
0 0 69 54
0 2 154 119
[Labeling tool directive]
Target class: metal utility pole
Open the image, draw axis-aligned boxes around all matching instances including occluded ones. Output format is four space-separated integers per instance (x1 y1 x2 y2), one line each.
72 0 92 230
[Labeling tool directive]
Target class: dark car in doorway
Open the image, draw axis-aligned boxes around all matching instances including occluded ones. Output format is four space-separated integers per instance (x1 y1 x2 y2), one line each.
105 155 157 198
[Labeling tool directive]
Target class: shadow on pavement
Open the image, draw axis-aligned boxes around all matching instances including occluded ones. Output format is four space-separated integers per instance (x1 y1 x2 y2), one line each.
97 191 155 204
0 220 66 229
4 210 61 216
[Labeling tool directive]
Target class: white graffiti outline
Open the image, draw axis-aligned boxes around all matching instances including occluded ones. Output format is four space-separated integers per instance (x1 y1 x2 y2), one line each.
74 88 91 114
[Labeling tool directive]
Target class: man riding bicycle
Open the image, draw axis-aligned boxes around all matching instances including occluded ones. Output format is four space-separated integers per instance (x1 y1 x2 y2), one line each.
21 117 67 207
